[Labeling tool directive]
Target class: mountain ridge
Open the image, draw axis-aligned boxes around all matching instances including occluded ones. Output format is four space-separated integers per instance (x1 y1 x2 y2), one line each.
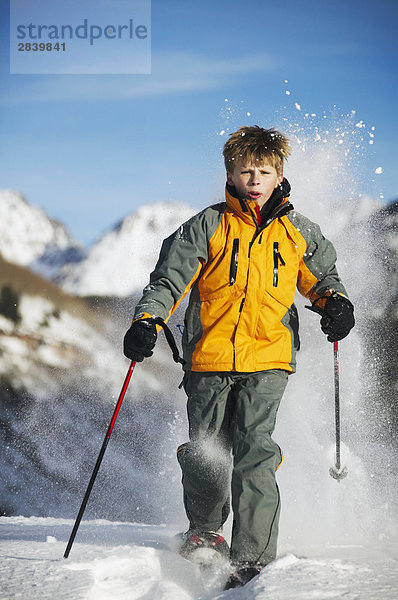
0 190 195 297
0 189 84 279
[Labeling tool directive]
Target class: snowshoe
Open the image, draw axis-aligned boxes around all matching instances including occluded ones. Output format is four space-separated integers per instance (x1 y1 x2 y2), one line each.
179 530 229 566
224 565 262 589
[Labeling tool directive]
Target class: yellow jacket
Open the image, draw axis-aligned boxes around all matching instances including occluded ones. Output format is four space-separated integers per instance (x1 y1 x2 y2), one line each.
134 181 347 372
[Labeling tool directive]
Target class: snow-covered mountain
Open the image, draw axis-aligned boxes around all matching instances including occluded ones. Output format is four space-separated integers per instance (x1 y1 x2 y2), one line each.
0 253 187 521
0 255 122 396
57 202 196 297
0 192 192 521
0 190 196 297
0 190 83 278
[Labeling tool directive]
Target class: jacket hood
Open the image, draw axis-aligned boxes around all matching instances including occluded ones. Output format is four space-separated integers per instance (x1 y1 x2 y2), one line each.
225 177 292 227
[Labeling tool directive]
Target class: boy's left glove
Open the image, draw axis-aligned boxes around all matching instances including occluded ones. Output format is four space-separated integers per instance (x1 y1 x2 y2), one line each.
123 319 157 362
318 293 355 342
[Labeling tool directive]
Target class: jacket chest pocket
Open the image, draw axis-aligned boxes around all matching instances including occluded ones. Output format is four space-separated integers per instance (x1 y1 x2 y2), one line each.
199 236 246 299
258 237 299 308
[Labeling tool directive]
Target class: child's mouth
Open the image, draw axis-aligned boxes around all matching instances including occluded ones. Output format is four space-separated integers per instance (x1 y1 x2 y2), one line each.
247 192 261 199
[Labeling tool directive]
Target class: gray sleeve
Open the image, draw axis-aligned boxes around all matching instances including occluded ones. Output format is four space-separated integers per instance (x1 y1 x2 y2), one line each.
133 204 224 321
288 212 348 299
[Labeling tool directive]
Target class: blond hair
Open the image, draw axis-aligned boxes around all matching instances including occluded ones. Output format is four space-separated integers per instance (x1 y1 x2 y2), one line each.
223 125 291 176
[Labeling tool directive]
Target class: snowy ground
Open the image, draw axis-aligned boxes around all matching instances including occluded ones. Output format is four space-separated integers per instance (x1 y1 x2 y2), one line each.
1 516 397 600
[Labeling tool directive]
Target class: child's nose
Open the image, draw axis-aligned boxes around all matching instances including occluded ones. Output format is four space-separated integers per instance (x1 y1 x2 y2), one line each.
250 171 260 184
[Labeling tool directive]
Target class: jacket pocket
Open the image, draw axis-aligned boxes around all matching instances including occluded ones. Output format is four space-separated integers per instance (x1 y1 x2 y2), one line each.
262 237 299 309
229 238 239 286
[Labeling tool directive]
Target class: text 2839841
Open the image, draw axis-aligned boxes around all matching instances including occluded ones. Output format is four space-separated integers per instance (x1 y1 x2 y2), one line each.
18 42 66 52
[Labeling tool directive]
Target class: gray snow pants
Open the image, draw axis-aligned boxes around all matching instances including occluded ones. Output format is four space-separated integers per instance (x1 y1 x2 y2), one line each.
177 369 288 566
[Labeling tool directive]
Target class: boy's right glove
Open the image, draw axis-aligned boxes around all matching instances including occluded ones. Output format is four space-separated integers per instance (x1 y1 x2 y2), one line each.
319 293 355 342
123 320 157 362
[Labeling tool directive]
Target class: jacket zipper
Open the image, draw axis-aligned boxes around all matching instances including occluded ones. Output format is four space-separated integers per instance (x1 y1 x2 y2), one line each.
247 201 293 255
242 199 261 234
273 242 286 287
229 238 239 285
243 197 293 232
233 204 292 369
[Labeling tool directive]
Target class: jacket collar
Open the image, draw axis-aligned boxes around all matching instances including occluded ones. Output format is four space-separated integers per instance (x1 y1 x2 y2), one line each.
225 178 293 229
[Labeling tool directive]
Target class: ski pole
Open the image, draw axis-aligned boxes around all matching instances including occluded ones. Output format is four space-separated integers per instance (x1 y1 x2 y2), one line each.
329 341 348 481
64 360 136 558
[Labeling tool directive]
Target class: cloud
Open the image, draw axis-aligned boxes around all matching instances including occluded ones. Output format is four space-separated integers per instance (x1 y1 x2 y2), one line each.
2 51 275 103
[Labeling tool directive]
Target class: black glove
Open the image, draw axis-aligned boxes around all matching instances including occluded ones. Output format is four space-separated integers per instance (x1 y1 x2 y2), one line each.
123 320 157 362
319 293 355 342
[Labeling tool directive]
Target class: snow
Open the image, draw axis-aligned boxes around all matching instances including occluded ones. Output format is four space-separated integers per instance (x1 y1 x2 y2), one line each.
0 517 397 599
0 314 15 334
0 190 82 277
0 290 126 386
18 296 54 330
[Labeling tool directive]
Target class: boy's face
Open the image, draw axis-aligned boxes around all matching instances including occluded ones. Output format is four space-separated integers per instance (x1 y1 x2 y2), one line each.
227 159 283 209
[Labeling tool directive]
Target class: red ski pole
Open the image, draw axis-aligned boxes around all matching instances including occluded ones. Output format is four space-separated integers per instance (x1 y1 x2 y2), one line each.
64 360 136 558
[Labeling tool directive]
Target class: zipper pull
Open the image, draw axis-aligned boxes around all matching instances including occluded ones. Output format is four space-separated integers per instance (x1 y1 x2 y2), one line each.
229 238 239 285
273 242 285 287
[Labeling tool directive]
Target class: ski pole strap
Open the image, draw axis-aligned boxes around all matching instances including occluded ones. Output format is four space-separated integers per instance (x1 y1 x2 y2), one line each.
305 289 340 315
148 317 185 366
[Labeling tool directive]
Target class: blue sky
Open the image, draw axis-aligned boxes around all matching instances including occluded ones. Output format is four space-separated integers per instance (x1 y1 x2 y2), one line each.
0 0 397 244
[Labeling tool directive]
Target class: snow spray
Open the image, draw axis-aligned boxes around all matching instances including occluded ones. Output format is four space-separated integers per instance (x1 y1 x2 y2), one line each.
211 94 397 558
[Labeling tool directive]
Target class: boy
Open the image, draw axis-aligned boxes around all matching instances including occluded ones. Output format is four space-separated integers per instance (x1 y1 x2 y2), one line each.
123 126 354 588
